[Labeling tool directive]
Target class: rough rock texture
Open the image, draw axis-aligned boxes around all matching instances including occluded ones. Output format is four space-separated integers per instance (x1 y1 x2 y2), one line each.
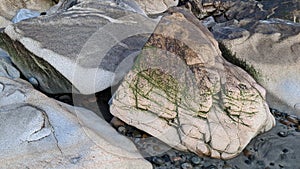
180 0 266 22
212 19 300 115
0 0 158 94
0 0 55 20
134 0 179 15
110 8 275 159
0 48 20 79
0 77 152 169
259 0 300 23
180 0 300 23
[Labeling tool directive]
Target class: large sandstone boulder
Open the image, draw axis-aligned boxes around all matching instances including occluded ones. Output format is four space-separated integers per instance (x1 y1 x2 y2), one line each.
212 19 300 115
0 0 158 94
0 0 55 20
110 8 275 159
0 76 152 169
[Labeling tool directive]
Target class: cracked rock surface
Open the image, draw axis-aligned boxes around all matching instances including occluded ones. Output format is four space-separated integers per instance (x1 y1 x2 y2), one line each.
0 77 151 169
110 8 275 159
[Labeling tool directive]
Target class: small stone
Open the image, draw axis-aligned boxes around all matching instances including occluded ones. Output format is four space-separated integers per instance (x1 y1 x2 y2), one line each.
110 117 125 128
172 156 182 162
243 149 252 157
28 77 39 87
279 119 294 126
191 156 201 165
181 162 193 169
152 157 165 165
205 165 218 169
278 131 288 137
117 126 126 134
287 115 299 125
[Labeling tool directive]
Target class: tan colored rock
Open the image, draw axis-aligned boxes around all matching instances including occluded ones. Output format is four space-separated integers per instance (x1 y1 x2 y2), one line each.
0 0 55 20
0 77 152 169
110 8 275 159
134 0 179 14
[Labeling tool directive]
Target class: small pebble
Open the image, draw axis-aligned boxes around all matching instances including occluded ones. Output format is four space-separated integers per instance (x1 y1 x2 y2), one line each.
191 156 201 165
172 156 182 162
205 165 218 169
117 126 126 134
181 162 193 169
110 117 125 128
287 115 299 124
279 119 294 126
243 149 252 157
152 157 165 165
278 131 288 137
28 77 39 87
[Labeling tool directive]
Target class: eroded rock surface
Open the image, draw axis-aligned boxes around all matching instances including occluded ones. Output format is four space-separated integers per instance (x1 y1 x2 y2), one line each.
110 8 275 159
0 77 152 169
0 0 158 94
212 19 300 115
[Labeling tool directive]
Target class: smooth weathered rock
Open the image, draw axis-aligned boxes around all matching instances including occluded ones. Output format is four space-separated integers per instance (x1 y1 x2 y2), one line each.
0 0 158 94
0 0 55 20
110 8 275 159
212 19 300 115
0 77 152 169
134 0 179 15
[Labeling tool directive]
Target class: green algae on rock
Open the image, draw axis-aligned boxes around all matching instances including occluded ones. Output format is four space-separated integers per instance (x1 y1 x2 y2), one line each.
110 8 275 159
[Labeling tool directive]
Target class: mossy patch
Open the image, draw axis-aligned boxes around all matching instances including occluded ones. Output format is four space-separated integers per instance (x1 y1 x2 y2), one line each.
219 42 261 81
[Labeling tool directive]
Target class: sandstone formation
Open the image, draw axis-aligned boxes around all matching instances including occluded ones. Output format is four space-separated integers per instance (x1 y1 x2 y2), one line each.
212 19 300 115
110 8 275 159
0 76 152 169
0 0 158 94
